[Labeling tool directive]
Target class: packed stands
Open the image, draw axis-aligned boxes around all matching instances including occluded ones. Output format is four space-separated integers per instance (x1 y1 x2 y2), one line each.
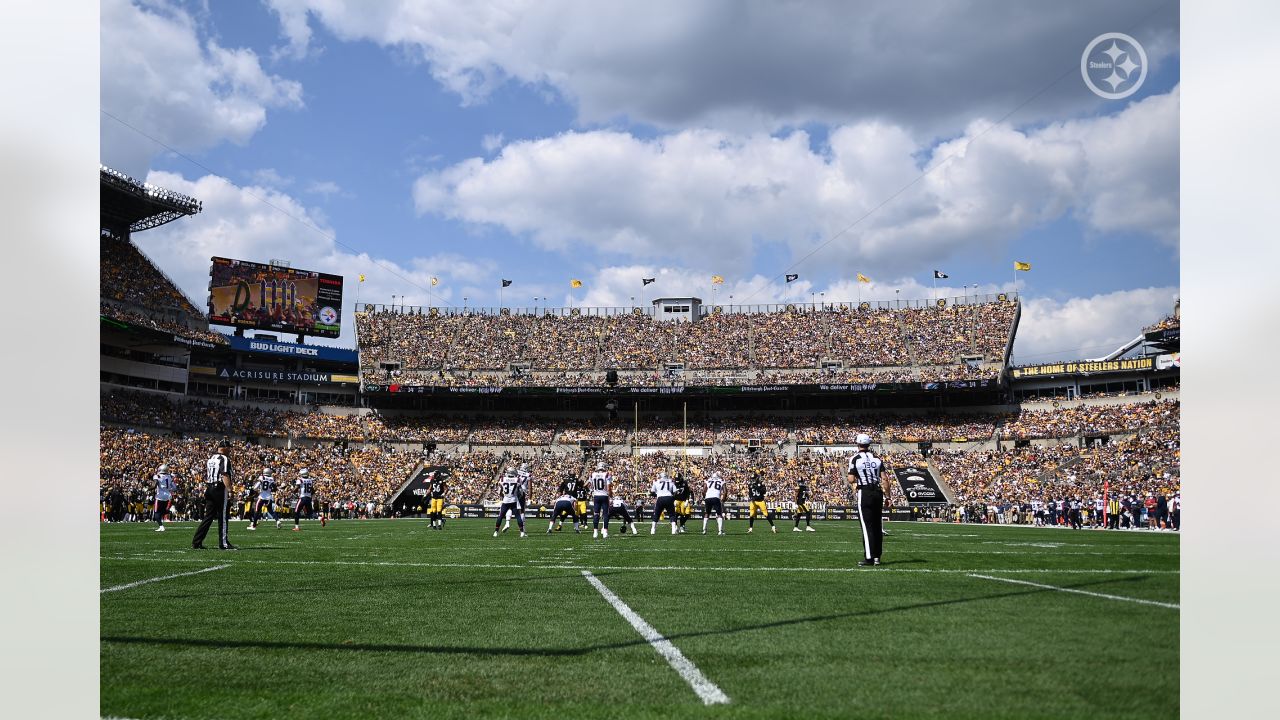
999 400 1179 439
100 234 203 319
354 299 1017 386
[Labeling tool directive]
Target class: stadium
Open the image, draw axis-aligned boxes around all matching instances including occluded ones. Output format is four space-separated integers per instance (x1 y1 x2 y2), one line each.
101 162 1180 718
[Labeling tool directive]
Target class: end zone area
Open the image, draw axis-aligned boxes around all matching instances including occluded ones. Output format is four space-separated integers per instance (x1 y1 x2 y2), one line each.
101 520 1178 719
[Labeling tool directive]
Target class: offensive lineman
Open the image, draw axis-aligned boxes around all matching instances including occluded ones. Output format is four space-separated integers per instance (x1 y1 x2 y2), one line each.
152 464 176 532
493 467 527 537
701 469 726 536
588 461 612 538
548 474 581 534
746 473 777 534
247 467 281 531
650 469 679 535
793 479 816 532
848 434 893 567
609 493 638 535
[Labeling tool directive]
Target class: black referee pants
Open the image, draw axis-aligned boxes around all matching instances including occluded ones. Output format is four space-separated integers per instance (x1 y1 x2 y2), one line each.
192 484 230 549
856 486 884 561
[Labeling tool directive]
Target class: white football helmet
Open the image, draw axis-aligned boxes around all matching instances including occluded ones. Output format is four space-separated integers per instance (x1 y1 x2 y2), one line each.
855 433 873 446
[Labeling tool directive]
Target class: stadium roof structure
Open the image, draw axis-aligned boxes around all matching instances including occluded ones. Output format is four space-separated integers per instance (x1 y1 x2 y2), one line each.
100 165 201 235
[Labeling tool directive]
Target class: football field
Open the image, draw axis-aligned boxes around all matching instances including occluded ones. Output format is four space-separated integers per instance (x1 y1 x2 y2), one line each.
101 519 1179 719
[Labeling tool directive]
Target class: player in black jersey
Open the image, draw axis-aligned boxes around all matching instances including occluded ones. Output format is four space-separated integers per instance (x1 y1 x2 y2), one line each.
746 473 777 534
428 468 449 529
793 479 816 532
548 475 582 534
571 479 590 532
672 473 693 533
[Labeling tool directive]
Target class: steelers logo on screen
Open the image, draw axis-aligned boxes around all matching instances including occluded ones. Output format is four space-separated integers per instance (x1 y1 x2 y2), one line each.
318 306 338 325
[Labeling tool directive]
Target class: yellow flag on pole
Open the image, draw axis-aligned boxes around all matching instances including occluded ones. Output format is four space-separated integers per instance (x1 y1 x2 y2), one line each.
430 277 439 286
711 275 724 285
570 279 583 288
1014 261 1031 271
358 274 366 283
857 273 871 283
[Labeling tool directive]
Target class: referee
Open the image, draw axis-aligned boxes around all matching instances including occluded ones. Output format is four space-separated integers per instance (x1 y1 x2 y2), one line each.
192 439 237 550
847 433 892 567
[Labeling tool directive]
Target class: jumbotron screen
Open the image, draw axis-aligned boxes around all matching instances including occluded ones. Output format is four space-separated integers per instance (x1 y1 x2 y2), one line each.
207 257 343 338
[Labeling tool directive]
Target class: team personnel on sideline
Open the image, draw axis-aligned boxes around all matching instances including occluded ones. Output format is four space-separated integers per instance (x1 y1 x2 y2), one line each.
428 468 449 530
192 440 236 550
493 467 527 538
650 470 679 535
702 470 726 535
548 475 581 534
588 462 612 538
152 464 175 532
746 473 777 534
672 472 692 533
793 479 815 532
247 467 280 531
293 468 326 530
848 434 892 567
609 493 638 535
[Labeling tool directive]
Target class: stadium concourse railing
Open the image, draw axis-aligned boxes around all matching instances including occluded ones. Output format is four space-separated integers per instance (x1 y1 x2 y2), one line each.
355 291 1019 318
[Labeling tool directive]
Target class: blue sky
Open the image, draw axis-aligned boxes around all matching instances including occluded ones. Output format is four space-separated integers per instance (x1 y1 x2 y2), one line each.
102 0 1180 361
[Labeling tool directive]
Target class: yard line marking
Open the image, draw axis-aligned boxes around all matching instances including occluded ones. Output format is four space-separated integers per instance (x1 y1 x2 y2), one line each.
101 564 229 594
582 570 729 705
101 555 1179 575
967 574 1179 609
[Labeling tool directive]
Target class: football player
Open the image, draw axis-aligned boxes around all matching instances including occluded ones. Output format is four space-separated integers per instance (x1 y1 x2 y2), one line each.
493 467 527 538
650 469 678 535
152 464 176 532
701 469 726 536
547 475 581 534
793 479 815 532
746 472 776 533
588 461 612 538
247 467 280 531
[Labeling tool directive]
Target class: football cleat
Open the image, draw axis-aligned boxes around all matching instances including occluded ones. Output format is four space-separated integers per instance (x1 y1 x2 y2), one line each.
858 559 875 567
793 527 802 532
493 530 499 538
247 525 256 531
747 527 754 533
519 532 528 538
275 519 282 529
772 526 778 534
602 528 608 538
593 530 599 538
806 526 816 532
155 526 165 532
292 526 300 531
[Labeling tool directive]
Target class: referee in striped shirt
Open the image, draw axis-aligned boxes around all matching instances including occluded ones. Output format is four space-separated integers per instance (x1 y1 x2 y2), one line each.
847 433 893 567
192 439 237 550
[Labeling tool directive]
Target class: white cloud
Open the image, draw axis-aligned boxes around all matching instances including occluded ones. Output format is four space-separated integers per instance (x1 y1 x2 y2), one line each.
249 168 293 188
134 170 493 347
481 133 505 154
263 0 1177 133
101 0 303 177
304 180 343 197
414 88 1179 276
1014 286 1178 363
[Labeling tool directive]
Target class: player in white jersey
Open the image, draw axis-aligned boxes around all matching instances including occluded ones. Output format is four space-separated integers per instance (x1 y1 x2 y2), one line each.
588 461 612 538
609 493 638 535
292 468 325 530
504 462 533 532
493 468 527 538
701 470 726 535
152 464 176 532
650 470 679 535
247 467 280 531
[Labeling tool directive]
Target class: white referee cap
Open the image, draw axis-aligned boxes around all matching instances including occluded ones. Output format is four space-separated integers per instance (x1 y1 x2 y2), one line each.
855 433 873 446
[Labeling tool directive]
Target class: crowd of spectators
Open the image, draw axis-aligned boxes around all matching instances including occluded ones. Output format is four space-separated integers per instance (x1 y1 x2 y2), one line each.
355 300 1019 385
794 414 1004 444
101 303 228 346
101 235 203 319
1144 315 1180 333
1000 400 1180 439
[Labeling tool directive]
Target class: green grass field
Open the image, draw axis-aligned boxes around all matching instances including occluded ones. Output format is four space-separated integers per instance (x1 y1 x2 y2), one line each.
101 518 1179 719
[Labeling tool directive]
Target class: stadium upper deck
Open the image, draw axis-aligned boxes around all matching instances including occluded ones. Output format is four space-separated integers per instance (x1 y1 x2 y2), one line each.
355 294 1019 388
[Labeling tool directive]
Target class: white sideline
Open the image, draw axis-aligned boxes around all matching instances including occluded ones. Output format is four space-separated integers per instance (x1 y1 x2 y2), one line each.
100 564 229 594
581 570 729 705
967 573 1179 609
102 554 1179 575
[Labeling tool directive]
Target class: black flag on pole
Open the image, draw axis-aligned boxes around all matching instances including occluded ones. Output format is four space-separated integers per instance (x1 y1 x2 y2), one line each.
501 279 513 287
933 270 949 279
641 278 656 286
785 273 799 283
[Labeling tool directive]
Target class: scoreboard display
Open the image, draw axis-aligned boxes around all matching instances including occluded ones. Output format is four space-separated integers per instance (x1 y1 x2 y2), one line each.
208 257 343 338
